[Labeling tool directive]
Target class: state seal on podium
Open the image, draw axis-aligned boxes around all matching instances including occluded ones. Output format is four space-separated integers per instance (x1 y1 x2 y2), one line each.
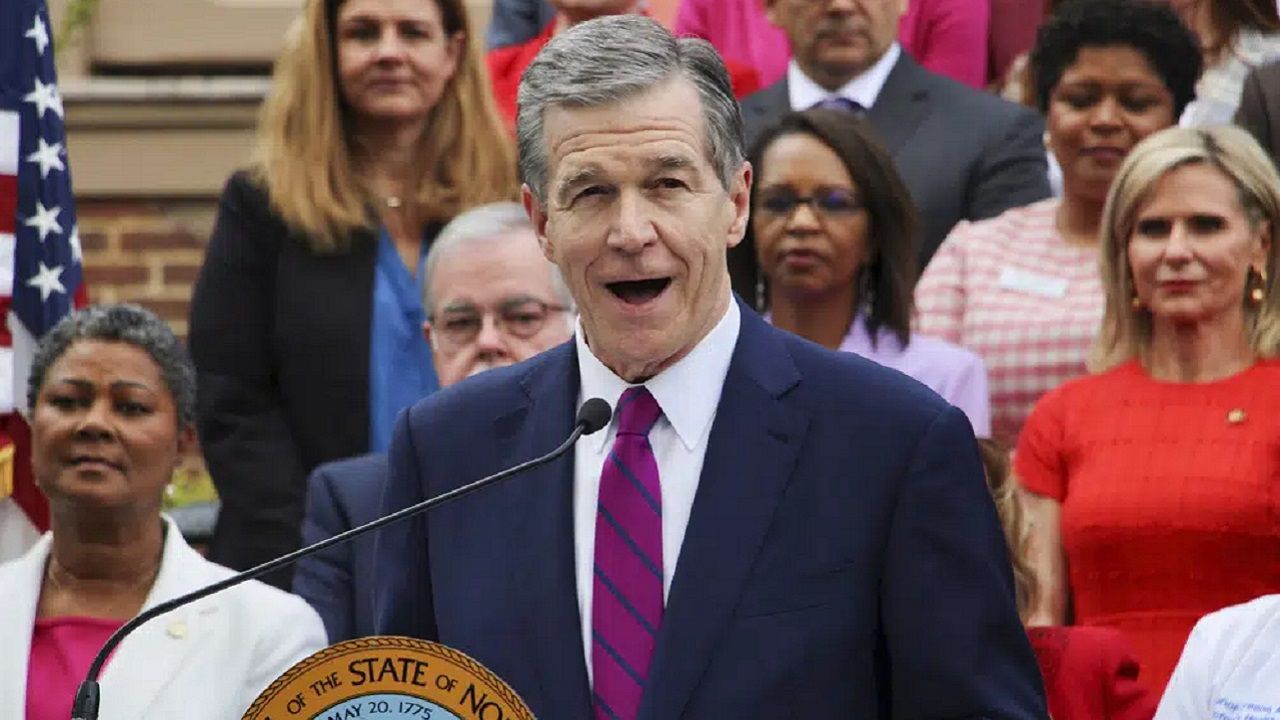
244 637 535 720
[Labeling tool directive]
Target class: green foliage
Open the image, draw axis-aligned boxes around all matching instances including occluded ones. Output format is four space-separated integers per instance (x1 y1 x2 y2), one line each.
57 0 100 49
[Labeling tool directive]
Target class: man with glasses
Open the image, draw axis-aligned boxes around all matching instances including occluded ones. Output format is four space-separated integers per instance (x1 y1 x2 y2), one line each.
292 202 575 642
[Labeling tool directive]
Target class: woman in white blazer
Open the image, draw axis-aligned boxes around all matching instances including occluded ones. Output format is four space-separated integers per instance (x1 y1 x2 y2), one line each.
0 304 326 719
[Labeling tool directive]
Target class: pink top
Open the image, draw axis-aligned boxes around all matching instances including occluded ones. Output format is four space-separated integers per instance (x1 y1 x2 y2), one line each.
674 0 990 89
913 198 1105 444
26 617 122 720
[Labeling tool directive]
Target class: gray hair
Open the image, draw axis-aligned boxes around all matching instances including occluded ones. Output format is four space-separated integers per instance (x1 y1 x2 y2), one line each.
423 201 575 313
516 14 745 203
27 304 197 427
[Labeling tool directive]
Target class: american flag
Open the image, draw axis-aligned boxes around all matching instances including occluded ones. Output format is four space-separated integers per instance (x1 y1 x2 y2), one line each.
0 0 88 559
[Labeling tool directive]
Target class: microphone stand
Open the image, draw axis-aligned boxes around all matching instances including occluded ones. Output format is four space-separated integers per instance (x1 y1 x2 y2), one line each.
71 410 604 720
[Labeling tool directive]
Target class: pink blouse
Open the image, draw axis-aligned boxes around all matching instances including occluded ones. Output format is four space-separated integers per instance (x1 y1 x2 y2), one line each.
26 617 122 720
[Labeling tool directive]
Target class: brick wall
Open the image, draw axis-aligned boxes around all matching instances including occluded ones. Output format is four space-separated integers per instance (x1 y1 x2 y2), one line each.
77 198 216 339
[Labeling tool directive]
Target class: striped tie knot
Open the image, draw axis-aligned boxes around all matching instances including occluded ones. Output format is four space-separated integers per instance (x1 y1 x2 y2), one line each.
811 96 866 115
615 387 662 437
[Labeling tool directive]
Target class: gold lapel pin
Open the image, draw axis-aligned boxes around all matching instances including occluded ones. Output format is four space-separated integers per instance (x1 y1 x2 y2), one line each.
1227 408 1247 425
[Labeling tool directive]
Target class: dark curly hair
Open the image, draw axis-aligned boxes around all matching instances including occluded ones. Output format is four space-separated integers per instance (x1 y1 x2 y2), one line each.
28 304 196 427
1030 0 1202 118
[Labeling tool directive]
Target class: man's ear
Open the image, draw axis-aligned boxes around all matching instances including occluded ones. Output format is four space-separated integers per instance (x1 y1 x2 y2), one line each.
522 184 555 262
726 161 753 249
422 319 434 347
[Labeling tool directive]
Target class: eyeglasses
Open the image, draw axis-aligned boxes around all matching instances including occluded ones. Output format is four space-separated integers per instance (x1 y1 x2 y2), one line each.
757 187 864 218
430 297 568 346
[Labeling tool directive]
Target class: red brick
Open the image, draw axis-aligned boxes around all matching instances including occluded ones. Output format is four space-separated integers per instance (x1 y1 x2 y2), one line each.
162 264 202 285
76 201 163 220
120 231 200 252
84 265 149 285
80 232 109 252
128 299 190 323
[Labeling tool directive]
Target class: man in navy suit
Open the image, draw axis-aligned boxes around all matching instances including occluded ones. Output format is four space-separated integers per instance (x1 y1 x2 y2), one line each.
293 202 575 641
375 16 1046 719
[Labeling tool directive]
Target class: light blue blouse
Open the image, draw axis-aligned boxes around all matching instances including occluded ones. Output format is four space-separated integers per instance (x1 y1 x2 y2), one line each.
368 227 439 452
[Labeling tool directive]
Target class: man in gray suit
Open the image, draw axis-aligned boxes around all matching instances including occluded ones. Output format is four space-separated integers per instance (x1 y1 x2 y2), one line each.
742 0 1050 268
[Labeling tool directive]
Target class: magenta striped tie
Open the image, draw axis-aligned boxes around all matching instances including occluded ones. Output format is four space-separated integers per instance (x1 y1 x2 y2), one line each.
592 387 663 720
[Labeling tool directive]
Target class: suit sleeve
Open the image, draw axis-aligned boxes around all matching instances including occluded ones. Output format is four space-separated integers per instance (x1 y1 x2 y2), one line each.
882 405 1048 719
1235 67 1274 158
189 173 306 587
293 465 356 643
912 0 990 89
240 595 328 713
967 107 1050 222
374 408 438 641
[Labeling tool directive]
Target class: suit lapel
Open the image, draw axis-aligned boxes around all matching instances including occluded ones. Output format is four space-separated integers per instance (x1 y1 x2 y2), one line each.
99 521 209 717
641 307 808 720
867 54 932 156
0 536 47 718
500 344 594 720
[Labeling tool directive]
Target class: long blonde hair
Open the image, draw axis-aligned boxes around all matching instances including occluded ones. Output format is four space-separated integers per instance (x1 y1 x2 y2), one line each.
1092 125 1280 372
977 439 1038 622
253 0 517 252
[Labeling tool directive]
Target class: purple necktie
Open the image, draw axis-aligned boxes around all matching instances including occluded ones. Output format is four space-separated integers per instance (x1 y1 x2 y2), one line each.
592 387 664 720
811 96 866 115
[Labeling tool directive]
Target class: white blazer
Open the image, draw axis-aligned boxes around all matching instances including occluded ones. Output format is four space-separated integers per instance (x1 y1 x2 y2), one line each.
0 517 327 718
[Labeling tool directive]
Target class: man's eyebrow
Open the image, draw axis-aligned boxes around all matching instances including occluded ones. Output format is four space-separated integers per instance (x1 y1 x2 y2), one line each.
554 165 606 204
647 154 696 173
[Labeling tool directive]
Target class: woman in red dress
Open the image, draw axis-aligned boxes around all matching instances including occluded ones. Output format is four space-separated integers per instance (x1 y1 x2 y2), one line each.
1017 125 1280 695
978 440 1157 720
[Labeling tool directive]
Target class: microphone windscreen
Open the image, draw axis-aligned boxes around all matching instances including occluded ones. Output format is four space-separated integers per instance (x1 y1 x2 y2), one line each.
577 398 613 435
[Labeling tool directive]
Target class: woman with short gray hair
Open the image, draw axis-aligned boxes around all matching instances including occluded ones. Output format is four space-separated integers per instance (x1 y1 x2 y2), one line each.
0 304 324 719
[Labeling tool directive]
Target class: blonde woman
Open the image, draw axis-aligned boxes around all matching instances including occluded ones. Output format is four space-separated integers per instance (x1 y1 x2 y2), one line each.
188 0 517 584
1016 125 1280 695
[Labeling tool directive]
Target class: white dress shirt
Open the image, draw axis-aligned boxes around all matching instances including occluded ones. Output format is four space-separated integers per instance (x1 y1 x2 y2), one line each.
1156 595 1280 718
573 295 741 683
787 42 902 111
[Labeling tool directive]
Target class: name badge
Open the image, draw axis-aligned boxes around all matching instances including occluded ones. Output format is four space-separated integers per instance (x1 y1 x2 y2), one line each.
997 267 1069 299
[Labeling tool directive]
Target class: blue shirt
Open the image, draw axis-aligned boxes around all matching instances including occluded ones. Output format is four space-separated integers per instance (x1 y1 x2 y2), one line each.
368 228 439 452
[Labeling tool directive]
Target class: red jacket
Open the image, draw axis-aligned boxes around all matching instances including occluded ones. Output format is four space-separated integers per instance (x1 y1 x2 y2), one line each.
486 19 761 131
1028 626 1157 720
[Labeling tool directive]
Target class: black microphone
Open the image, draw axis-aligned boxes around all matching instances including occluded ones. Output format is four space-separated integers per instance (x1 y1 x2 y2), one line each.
71 397 614 720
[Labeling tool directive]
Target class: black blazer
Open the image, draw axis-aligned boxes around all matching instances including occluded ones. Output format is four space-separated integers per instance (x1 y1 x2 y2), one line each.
739 53 1050 269
1237 59 1280 163
190 171 417 585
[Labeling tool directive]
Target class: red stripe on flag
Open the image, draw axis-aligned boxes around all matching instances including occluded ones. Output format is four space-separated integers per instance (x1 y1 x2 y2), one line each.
0 174 16 235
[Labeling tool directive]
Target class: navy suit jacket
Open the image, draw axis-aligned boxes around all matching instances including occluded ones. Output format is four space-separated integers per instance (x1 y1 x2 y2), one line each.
739 53 1050 269
294 453 387 642
374 300 1047 719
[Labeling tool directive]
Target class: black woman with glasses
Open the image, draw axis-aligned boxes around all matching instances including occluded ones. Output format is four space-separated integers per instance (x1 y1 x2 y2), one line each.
292 201 574 642
729 108 991 436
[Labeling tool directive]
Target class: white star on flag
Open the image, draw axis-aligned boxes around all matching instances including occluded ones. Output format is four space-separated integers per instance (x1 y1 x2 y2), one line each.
23 200 62 242
26 14 50 56
27 262 66 302
23 77 63 120
25 137 64 179
68 225 83 262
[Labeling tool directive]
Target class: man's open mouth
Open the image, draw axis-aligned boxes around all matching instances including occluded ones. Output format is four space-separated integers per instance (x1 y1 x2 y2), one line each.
606 278 671 305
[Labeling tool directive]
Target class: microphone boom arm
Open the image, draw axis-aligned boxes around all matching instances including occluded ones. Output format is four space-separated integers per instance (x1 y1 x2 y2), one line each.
70 417 597 720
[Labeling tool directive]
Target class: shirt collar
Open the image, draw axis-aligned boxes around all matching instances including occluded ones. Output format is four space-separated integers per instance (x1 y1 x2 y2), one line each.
787 42 901 112
576 293 741 452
